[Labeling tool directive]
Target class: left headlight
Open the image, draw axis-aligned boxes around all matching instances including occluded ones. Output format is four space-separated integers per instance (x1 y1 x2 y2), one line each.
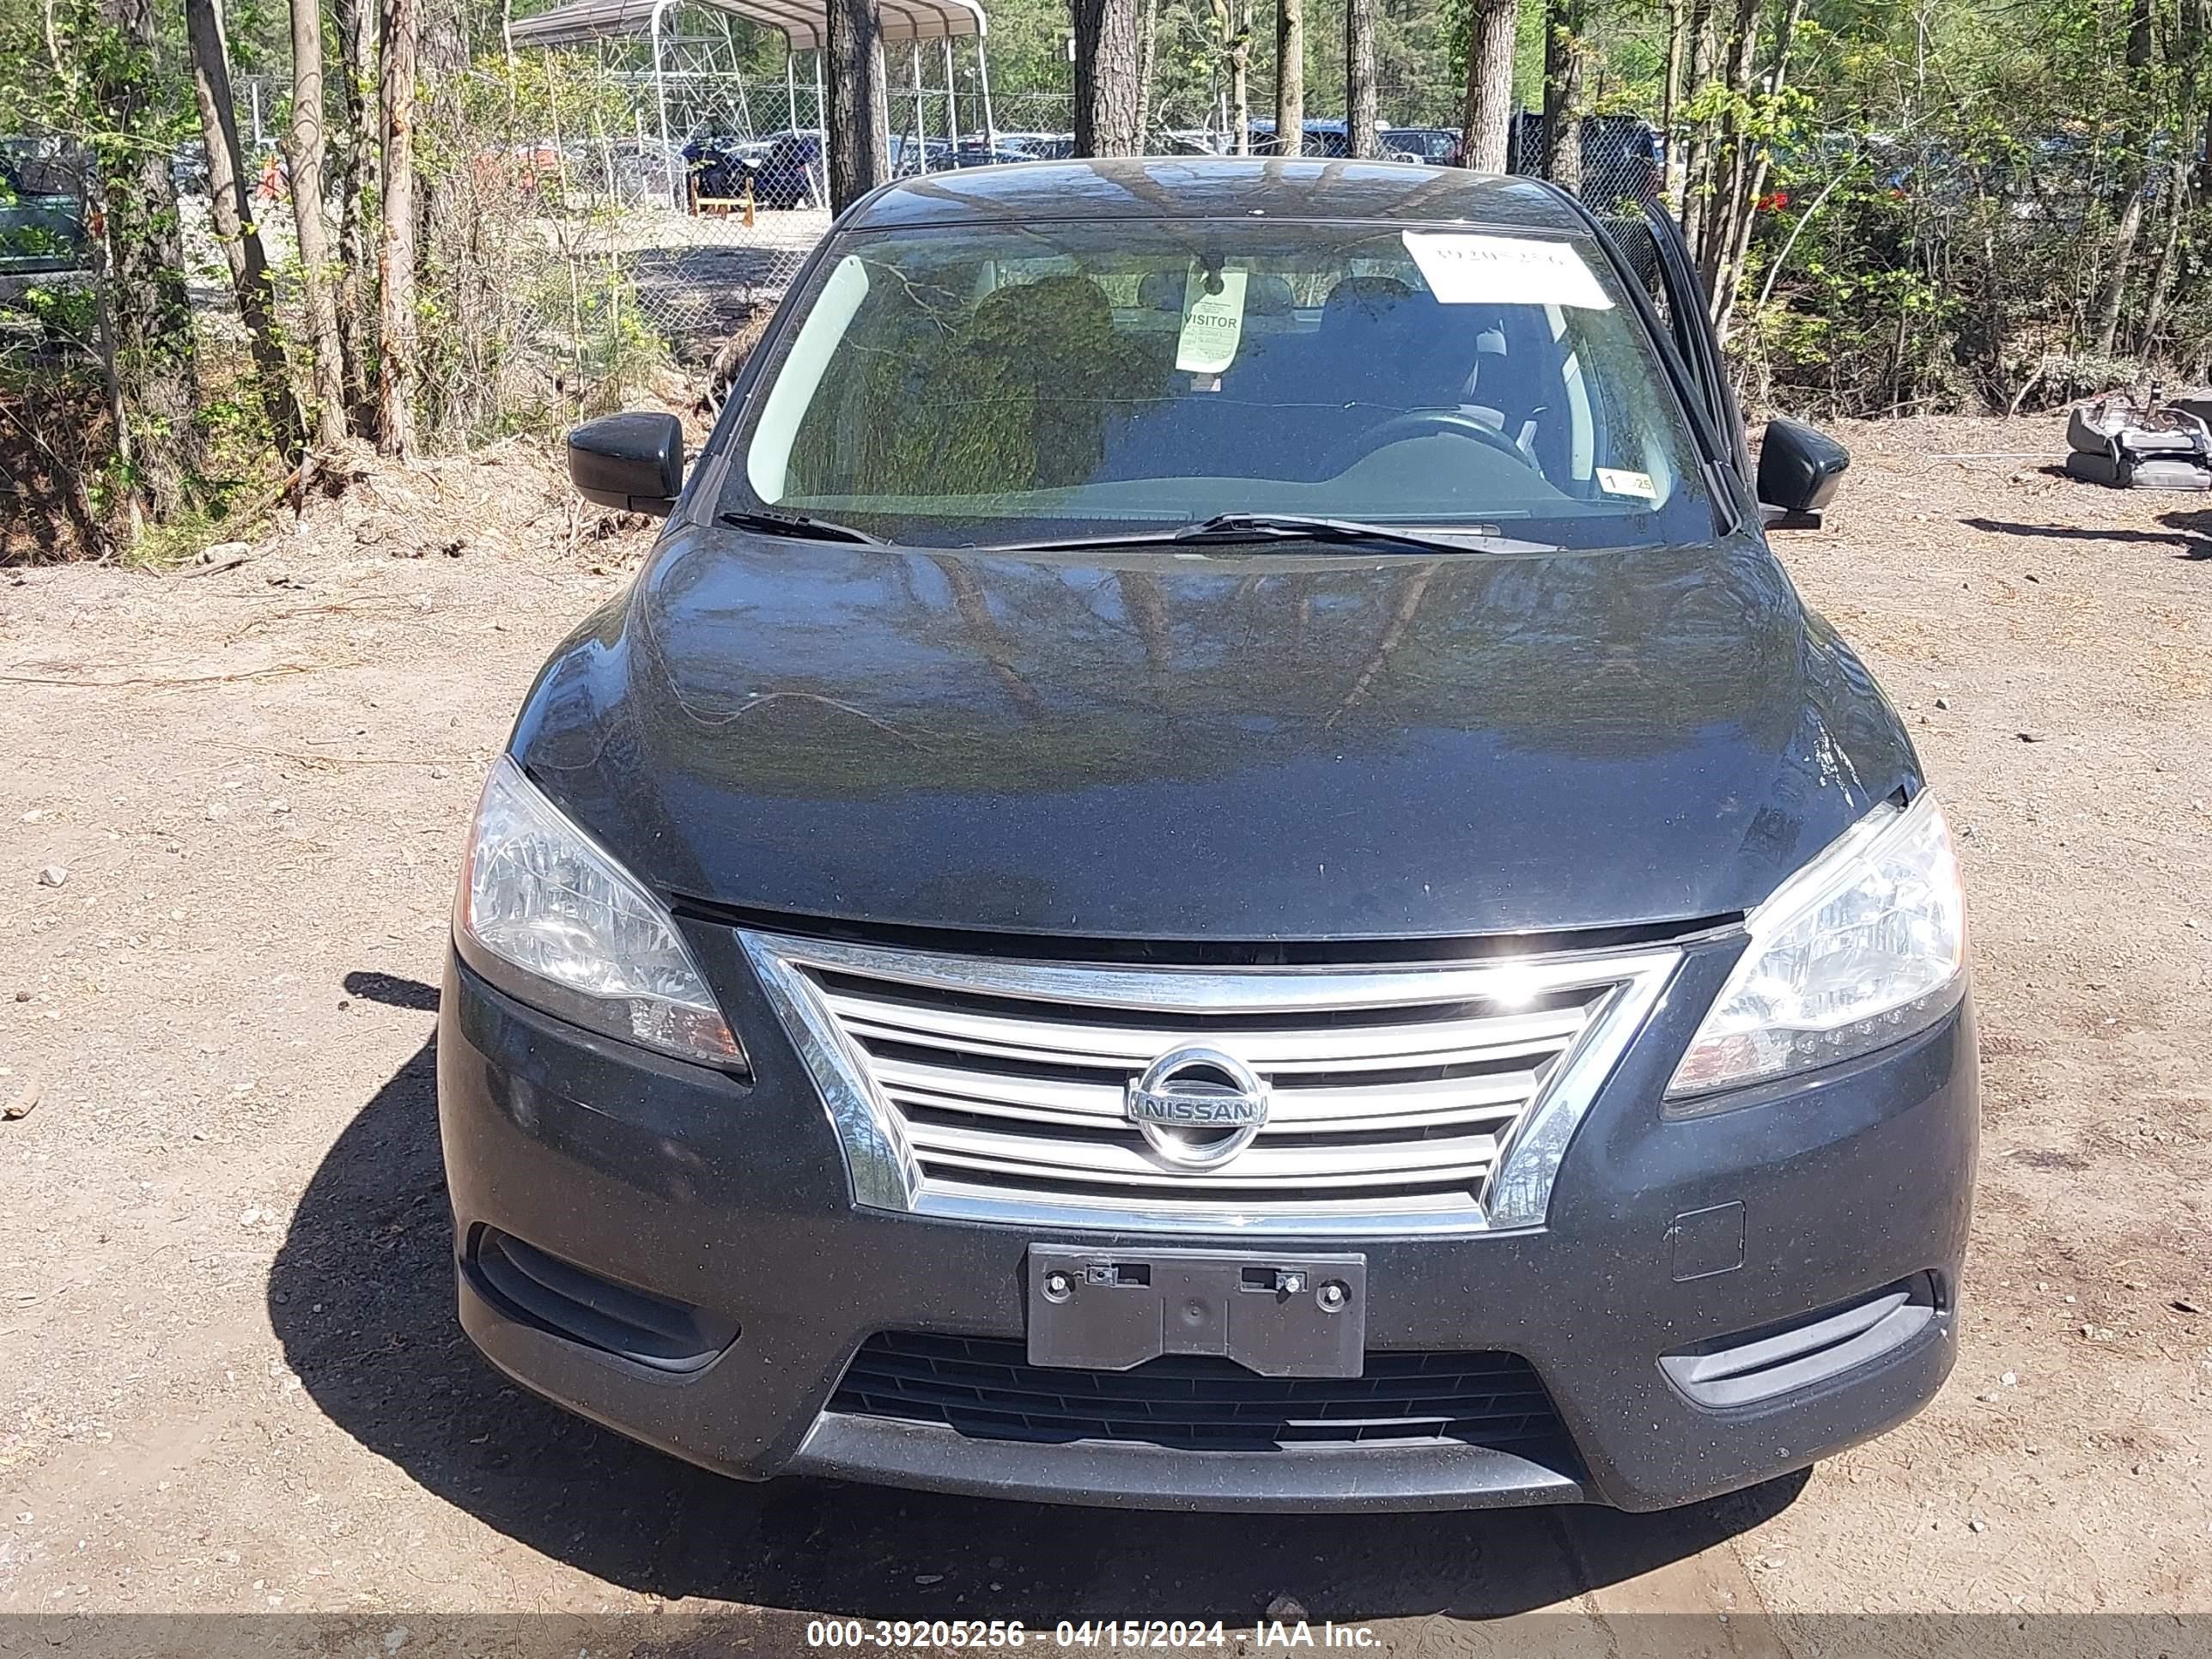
457 755 747 1070
1668 791 1965 1100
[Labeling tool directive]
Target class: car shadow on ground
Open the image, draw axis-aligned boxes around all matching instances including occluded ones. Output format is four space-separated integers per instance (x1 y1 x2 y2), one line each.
270 972 1807 1624
1961 512 2212 559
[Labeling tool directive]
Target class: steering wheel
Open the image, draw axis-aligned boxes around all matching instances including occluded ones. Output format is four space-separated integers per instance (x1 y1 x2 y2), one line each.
1323 406 1536 475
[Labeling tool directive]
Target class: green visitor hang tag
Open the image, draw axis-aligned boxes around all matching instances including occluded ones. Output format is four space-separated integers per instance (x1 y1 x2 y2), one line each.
1176 265 1249 375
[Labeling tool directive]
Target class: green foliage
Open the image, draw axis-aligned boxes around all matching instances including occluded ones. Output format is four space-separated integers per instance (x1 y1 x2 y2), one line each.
1726 0 2212 416
7 0 2212 559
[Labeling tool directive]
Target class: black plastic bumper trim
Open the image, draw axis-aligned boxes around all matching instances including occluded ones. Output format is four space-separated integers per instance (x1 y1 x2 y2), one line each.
1660 1273 1939 1407
468 1227 738 1374
788 1412 1589 1513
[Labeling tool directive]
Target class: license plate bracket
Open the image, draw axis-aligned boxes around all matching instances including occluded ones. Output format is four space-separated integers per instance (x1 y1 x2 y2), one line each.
1026 1246 1367 1377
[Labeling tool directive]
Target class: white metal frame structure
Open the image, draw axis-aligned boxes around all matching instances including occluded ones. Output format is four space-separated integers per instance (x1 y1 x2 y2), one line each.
509 0 994 203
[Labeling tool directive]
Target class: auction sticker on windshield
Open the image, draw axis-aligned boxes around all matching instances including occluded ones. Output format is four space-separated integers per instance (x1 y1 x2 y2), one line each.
1401 230 1613 310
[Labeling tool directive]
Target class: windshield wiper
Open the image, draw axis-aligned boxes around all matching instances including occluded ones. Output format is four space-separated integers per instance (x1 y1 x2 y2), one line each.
716 508 884 545
990 514 1500 557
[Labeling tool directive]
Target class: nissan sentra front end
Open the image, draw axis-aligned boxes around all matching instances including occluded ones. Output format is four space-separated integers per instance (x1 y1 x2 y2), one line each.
441 761 1973 1511
436 160 1977 1514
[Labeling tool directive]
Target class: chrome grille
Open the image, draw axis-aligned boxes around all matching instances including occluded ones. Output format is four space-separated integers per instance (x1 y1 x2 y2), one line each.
741 932 1679 1235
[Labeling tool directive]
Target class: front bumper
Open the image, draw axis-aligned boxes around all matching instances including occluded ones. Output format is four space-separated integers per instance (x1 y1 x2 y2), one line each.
437 932 1978 1514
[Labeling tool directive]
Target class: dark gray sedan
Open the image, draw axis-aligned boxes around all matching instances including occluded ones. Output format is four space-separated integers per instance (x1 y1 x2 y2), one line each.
439 159 1974 1513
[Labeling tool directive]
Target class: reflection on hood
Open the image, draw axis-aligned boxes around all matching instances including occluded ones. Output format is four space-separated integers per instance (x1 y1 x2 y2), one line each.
514 530 1915 939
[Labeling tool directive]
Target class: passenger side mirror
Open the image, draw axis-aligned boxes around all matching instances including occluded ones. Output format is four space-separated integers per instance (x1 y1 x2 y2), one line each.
1757 418 1850 530
568 412 684 516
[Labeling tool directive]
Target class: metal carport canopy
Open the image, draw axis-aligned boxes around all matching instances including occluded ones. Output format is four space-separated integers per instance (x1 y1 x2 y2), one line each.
507 0 986 52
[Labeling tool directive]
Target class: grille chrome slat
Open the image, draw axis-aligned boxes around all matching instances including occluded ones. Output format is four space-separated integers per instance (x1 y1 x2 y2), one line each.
740 928 1681 1234
916 1176 1492 1221
911 1124 1504 1187
876 1058 1538 1130
825 988 1591 1071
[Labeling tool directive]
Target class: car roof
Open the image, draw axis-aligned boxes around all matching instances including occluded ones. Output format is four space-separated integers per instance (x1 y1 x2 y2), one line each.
843 156 1583 234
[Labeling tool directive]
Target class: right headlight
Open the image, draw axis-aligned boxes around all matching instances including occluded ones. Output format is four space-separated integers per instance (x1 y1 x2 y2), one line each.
456 756 746 1071
1668 791 1966 1100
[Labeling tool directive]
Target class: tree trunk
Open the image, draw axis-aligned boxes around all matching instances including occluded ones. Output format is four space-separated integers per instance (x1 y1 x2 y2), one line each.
2093 0 2157 356
1540 0 1583 193
185 0 303 461
1136 0 1160 148
1660 0 1686 203
416 0 476 434
2137 161 2187 356
825 0 889 204
1694 0 1763 286
286 0 350 449
377 0 419 455
1459 0 1517 173
1273 0 1304 155
333 0 376 428
1230 0 1252 152
90 0 204 526
2092 186 2147 356
1346 0 1377 157
1712 0 1802 342
2179 0 2207 203
1676 0 1718 249
1075 0 1142 155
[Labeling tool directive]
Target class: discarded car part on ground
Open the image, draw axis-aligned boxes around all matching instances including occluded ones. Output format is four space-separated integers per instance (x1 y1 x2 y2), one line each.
2063 394 2212 491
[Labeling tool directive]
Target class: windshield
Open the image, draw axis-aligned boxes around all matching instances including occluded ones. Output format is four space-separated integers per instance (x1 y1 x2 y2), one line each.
726 218 1717 550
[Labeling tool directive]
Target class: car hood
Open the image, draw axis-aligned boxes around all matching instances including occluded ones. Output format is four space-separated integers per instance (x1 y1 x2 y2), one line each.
512 526 1917 942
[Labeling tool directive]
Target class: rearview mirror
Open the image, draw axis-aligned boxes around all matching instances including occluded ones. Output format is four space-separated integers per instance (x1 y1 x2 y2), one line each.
568 412 684 516
1758 418 1850 530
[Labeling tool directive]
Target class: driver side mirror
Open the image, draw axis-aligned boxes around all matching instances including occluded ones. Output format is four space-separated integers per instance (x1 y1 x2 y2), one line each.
568 412 684 516
1758 418 1850 530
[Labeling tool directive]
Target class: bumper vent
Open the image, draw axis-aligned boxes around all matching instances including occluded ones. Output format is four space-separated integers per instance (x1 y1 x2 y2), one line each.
742 930 1677 1233
1662 1275 1940 1407
470 1229 738 1373
830 1332 1577 1459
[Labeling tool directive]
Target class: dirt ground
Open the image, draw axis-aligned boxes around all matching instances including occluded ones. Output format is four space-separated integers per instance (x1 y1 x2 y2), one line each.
1 416 2207 1656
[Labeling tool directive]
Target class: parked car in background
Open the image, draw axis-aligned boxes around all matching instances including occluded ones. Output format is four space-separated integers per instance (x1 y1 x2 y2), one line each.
0 139 88 276
1383 126 1464 167
1009 132 1077 161
1237 121 1460 164
447 157 1973 1518
752 131 827 207
1161 128 1231 155
168 142 210 197
890 135 954 178
579 137 683 209
683 134 752 204
1246 118 1353 156
954 143 1046 169
685 130 827 211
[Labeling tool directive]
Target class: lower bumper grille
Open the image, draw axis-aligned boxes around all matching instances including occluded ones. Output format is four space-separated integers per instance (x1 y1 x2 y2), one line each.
830 1332 1577 1459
